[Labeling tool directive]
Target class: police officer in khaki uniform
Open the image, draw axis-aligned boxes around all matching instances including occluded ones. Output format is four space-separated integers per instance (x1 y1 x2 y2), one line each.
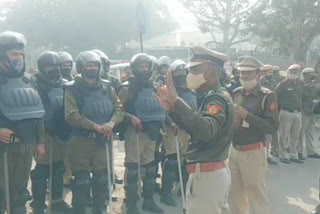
160 60 196 207
229 56 279 214
0 31 46 214
156 46 234 214
298 68 320 159
30 51 72 214
64 51 124 214
118 53 165 214
276 64 304 164
260 64 278 165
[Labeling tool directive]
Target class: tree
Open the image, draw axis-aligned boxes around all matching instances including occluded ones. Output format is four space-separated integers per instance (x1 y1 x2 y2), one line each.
246 0 320 62
1 0 178 58
179 0 261 52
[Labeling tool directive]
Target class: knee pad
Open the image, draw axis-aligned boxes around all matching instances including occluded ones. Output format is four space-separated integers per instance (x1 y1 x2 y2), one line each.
71 170 91 192
143 162 156 178
125 163 139 184
92 170 108 189
31 164 49 181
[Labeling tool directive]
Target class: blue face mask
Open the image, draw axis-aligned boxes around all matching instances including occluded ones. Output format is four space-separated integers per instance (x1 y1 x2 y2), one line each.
10 58 24 73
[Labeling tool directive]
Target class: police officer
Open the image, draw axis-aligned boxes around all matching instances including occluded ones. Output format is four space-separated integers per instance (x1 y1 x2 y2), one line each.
57 51 74 188
118 53 165 214
227 67 241 94
272 65 285 84
160 60 196 207
29 51 72 214
155 56 171 85
150 55 159 83
229 56 279 214
298 68 320 159
64 51 124 214
0 31 46 214
58 51 74 82
276 64 304 164
91 49 121 91
260 64 278 165
156 46 234 214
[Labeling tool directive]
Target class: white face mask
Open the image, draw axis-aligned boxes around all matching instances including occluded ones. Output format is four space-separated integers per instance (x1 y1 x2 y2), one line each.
186 73 207 90
240 78 257 90
288 73 300 80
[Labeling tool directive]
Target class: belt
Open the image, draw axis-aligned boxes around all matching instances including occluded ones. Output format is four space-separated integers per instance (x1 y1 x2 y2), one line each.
233 142 266 151
281 108 300 113
71 130 98 138
187 161 226 174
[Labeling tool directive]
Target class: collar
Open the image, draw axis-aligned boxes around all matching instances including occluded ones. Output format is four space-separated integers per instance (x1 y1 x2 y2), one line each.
241 84 261 96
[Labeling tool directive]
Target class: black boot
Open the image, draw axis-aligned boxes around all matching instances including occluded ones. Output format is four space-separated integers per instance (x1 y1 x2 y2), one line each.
126 163 140 214
92 170 108 214
298 153 306 160
30 164 49 214
52 161 72 213
71 170 91 214
142 164 163 214
160 155 178 207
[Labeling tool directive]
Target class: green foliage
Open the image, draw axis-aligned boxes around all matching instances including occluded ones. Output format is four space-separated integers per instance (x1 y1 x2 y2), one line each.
179 0 255 51
246 0 320 61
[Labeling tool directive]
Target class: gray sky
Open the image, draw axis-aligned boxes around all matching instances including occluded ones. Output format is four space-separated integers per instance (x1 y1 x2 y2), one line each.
162 0 198 31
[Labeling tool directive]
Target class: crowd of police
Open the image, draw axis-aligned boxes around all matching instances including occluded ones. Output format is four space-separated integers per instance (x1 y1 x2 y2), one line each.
1 30 320 214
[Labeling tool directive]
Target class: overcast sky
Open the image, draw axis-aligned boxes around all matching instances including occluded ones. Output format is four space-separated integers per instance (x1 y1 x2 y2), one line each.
162 0 198 31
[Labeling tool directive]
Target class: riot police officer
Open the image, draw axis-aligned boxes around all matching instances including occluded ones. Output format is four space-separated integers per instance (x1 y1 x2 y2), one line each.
0 31 45 214
30 51 72 214
160 60 196 207
118 53 165 214
155 56 171 85
58 51 74 82
64 51 124 214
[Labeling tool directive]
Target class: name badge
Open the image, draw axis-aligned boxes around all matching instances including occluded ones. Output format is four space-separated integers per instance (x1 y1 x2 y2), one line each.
242 120 249 128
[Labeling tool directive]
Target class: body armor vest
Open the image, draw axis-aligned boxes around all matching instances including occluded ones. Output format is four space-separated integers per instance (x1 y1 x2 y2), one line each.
134 88 166 122
0 76 45 144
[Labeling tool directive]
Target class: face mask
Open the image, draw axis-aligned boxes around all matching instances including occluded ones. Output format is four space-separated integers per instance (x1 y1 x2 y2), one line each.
83 69 99 80
186 73 207 90
173 75 187 87
288 73 299 80
266 75 273 80
10 58 24 74
61 68 71 78
46 67 61 83
240 79 257 90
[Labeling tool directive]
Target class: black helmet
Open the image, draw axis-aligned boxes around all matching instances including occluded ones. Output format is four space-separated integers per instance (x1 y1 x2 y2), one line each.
37 51 62 84
0 31 27 76
0 31 26 54
91 49 110 73
130 53 153 80
76 51 101 74
37 51 61 72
